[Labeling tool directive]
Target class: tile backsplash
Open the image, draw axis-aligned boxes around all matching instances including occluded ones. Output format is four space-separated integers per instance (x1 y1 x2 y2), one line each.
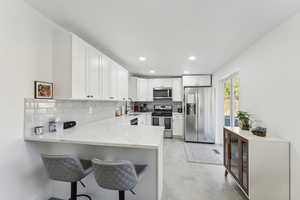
134 101 183 112
24 98 119 136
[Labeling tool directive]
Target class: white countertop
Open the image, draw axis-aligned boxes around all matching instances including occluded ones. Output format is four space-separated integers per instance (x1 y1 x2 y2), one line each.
25 115 164 150
224 126 289 143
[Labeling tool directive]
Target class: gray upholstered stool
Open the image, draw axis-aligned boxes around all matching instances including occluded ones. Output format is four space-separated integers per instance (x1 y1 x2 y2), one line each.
92 159 147 200
41 154 94 200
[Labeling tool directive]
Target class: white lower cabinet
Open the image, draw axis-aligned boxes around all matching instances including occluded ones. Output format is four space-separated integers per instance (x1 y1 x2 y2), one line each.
137 113 152 126
173 114 184 136
146 113 152 126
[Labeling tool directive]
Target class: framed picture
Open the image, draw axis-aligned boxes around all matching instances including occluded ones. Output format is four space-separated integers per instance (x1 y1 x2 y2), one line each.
34 81 53 99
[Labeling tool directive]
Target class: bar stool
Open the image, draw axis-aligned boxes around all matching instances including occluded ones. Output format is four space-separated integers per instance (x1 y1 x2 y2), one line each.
92 159 147 200
41 154 94 200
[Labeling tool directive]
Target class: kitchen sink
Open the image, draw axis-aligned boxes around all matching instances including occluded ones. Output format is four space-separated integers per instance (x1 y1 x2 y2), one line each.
128 113 139 116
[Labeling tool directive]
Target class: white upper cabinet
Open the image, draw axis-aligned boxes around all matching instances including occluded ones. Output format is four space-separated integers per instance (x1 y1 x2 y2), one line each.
109 61 118 100
150 79 172 88
172 78 182 101
70 34 87 99
117 65 129 101
101 55 110 100
182 75 211 87
131 77 183 102
86 46 101 99
161 79 173 87
53 32 128 101
137 78 148 101
102 56 118 100
129 77 138 101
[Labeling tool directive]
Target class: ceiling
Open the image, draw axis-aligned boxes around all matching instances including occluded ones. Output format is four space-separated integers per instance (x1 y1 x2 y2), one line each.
26 0 300 76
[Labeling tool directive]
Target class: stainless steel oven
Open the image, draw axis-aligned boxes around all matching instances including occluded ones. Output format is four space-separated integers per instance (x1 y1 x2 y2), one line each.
152 105 173 138
153 88 172 100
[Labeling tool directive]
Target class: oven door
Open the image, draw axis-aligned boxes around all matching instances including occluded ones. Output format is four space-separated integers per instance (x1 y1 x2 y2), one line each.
164 117 173 138
164 117 172 130
152 116 168 128
152 117 160 126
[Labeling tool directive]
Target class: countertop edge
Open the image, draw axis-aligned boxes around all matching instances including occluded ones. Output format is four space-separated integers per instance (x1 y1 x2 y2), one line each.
25 136 162 150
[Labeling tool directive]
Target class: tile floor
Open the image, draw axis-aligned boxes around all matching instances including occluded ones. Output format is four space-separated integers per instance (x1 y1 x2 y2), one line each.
162 139 247 200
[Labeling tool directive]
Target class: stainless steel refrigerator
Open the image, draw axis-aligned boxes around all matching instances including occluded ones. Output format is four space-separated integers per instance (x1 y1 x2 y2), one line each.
184 87 215 143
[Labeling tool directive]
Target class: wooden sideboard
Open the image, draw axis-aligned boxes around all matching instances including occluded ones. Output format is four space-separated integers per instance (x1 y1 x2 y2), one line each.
223 127 290 200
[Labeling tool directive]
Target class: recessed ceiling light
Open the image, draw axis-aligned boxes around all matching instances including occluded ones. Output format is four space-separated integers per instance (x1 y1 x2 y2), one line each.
149 70 155 74
183 70 190 74
188 56 196 61
139 56 146 61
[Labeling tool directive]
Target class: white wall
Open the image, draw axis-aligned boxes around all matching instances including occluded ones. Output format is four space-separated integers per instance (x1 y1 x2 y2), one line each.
0 0 63 199
214 11 300 200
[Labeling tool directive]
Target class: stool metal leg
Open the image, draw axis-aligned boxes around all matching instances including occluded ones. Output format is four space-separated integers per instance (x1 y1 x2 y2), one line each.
119 191 125 200
70 182 77 200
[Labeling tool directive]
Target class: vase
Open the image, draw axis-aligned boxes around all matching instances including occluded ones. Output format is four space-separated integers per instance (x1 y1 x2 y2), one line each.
239 118 250 130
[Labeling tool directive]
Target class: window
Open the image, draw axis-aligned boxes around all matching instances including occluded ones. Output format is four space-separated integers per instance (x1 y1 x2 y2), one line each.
224 75 240 127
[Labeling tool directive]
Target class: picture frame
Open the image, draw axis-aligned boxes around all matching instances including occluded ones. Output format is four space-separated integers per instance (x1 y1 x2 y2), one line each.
34 81 53 99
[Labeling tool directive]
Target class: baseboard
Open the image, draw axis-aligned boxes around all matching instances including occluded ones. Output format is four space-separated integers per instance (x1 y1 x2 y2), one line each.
173 135 184 139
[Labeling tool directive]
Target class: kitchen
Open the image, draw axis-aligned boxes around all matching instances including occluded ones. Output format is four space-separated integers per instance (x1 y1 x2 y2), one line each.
23 31 216 200
2 0 300 200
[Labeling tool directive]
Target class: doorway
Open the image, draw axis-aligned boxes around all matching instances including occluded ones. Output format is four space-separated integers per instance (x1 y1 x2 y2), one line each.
224 75 240 127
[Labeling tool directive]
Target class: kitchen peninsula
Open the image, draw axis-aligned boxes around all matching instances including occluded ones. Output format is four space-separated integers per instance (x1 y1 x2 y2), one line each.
25 114 164 200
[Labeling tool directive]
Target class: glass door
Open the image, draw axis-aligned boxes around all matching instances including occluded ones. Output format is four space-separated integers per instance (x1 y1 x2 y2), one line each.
224 75 240 127
241 138 249 194
229 134 239 179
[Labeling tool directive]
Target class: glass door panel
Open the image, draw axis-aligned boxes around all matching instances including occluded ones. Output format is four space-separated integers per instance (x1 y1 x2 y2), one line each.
224 79 231 127
223 130 229 168
233 76 240 127
241 140 249 193
230 134 239 179
224 74 240 127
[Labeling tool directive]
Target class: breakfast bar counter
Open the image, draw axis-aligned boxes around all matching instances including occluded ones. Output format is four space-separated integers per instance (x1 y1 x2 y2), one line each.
25 116 164 200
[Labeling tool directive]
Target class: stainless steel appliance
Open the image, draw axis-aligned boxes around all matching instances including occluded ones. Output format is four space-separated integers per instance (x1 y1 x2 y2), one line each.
184 87 214 143
153 88 172 100
152 105 173 138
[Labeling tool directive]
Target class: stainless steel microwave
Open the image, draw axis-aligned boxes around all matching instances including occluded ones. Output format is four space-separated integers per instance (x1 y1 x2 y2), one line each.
153 88 172 99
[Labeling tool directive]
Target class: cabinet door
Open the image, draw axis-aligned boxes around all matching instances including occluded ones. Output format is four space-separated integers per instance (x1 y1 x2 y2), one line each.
109 62 118 100
102 55 110 100
147 79 153 101
229 133 239 180
161 79 173 87
86 47 100 99
137 78 148 101
129 77 137 101
172 78 182 101
173 116 184 136
71 35 87 99
117 67 128 101
240 138 249 194
224 129 230 169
